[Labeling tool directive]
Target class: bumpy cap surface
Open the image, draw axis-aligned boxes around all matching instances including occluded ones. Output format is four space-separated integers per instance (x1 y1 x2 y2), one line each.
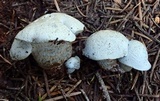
83 30 129 60
15 13 85 43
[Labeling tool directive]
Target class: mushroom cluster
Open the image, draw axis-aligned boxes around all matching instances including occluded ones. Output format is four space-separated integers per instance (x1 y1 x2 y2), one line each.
10 13 84 70
83 30 151 72
10 13 151 74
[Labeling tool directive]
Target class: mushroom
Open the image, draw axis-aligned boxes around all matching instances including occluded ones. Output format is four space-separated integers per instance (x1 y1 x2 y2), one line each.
65 56 80 74
10 13 85 69
118 40 151 71
83 30 129 71
10 21 75 60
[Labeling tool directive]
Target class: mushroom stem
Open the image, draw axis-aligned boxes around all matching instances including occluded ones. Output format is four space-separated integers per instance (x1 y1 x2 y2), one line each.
119 63 132 72
32 41 72 69
97 59 117 70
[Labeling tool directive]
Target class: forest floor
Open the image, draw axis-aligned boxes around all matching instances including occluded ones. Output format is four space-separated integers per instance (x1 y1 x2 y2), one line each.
0 0 160 101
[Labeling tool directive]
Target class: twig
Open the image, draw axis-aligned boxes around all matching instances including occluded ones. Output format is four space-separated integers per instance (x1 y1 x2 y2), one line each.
80 89 90 101
120 0 132 13
0 99 9 101
148 13 160 28
75 3 87 17
53 0 60 12
67 80 82 94
138 0 142 26
19 93 30 101
131 72 139 90
150 49 160 80
0 55 12 65
116 2 141 31
43 70 51 98
134 88 141 101
145 79 152 94
141 71 147 101
134 31 152 41
6 85 24 90
58 85 68 101
112 93 160 98
12 2 29 7
0 23 10 29
41 85 57 100
105 7 122 11
44 91 82 101
110 19 123 24
50 88 70 96
151 0 160 14
96 72 111 101
142 22 155 33
138 94 160 98
134 22 160 44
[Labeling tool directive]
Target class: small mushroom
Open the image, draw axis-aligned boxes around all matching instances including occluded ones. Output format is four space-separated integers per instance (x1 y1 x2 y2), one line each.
83 30 129 71
118 40 151 71
65 56 80 74
10 13 85 69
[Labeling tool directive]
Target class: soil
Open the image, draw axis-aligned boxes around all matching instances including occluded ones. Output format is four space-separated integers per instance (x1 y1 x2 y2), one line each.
0 0 160 101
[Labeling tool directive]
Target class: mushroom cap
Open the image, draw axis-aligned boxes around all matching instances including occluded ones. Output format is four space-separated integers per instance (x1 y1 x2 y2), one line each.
118 40 151 71
83 30 129 60
15 13 84 43
65 56 80 74
50 13 85 35
16 20 75 43
65 56 80 69
10 39 32 60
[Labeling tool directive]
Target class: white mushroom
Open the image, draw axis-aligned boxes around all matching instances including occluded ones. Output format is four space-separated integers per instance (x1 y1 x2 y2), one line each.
10 13 85 69
10 20 75 60
83 30 129 70
118 40 151 71
65 56 80 74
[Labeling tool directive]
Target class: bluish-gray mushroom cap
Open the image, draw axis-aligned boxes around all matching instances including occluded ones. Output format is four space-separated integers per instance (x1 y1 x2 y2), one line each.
118 40 151 71
83 30 129 60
